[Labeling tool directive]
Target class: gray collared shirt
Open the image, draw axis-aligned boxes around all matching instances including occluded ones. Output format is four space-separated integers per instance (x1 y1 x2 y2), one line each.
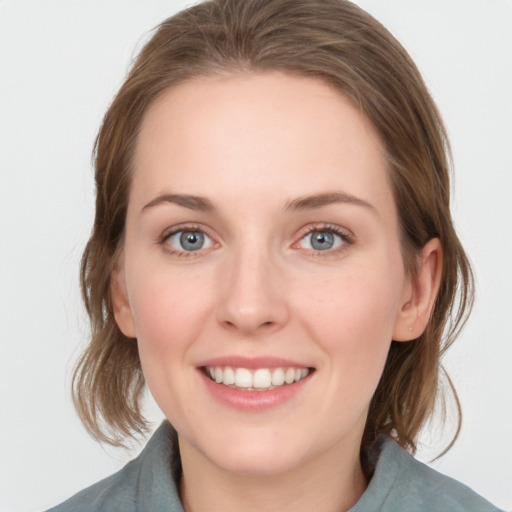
47 422 503 512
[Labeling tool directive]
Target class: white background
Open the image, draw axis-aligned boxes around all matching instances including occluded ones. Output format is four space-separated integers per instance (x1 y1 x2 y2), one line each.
0 1 511 510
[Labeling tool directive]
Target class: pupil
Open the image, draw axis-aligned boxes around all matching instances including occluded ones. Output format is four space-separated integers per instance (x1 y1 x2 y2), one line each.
311 231 334 250
180 231 204 251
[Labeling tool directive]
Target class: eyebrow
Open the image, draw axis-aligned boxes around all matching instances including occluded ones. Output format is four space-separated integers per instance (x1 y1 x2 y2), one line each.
284 192 377 214
141 191 376 215
142 193 216 213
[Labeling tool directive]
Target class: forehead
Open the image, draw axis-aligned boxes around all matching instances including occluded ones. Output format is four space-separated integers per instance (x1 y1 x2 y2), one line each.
130 72 393 215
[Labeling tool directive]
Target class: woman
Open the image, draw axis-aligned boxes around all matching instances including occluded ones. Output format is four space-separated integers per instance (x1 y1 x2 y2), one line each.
46 0 503 510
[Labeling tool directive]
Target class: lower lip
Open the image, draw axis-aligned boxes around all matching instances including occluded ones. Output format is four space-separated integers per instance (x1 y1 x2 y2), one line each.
200 371 312 411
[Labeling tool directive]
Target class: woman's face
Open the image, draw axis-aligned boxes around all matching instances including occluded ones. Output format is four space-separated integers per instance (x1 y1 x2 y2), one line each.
114 72 414 475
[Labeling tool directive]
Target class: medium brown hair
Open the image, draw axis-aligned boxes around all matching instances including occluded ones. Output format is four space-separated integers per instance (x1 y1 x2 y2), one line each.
74 0 473 451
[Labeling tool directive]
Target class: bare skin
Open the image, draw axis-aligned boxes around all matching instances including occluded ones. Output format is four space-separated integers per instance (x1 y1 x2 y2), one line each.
112 72 442 512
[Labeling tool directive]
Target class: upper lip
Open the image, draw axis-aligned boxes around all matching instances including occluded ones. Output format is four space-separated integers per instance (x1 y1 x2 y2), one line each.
197 356 311 370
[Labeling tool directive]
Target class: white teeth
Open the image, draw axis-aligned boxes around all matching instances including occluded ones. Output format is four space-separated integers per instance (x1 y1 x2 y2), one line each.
253 369 272 388
205 366 311 390
271 368 285 386
235 368 253 388
285 368 296 384
223 366 235 385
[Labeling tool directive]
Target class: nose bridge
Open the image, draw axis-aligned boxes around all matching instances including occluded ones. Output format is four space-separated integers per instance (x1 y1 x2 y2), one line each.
217 235 288 335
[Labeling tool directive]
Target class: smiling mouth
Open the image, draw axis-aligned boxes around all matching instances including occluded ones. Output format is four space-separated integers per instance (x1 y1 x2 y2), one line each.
202 366 314 391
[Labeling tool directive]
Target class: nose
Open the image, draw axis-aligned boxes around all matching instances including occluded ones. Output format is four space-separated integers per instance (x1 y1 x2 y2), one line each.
216 245 290 336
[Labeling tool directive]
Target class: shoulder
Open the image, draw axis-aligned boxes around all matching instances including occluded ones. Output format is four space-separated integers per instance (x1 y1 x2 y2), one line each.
46 458 142 512
352 436 504 512
45 422 184 512
389 443 502 512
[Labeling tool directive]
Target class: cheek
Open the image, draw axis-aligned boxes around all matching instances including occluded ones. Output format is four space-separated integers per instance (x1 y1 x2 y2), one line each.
126 265 215 374
126 269 218 425
297 264 403 385
302 268 401 332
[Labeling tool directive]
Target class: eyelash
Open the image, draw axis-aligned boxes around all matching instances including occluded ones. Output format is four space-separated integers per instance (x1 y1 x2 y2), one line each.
158 223 354 258
159 224 217 258
296 224 354 255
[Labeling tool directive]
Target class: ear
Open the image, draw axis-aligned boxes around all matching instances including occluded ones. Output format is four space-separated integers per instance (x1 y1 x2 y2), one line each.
111 257 137 338
393 238 443 342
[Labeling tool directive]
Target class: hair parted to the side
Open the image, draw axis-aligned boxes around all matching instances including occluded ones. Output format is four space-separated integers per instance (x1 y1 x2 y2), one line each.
74 0 473 452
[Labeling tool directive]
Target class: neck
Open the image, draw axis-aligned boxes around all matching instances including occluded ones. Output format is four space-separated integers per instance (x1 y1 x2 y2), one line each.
178 435 367 512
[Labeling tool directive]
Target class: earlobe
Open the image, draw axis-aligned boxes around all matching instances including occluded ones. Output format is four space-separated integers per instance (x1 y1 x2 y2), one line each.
111 262 137 338
393 238 443 342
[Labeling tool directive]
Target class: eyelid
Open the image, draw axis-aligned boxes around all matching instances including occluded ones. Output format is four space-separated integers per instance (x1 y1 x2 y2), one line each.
292 223 354 252
159 223 220 256
159 223 200 243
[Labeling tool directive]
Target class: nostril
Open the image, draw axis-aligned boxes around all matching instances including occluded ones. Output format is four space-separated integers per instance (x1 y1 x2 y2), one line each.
221 319 276 334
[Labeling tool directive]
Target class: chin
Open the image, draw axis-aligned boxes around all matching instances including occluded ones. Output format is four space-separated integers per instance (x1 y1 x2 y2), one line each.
212 445 305 476
186 424 310 476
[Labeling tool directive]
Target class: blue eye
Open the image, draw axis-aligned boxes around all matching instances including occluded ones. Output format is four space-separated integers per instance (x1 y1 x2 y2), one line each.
299 229 346 251
166 230 214 252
